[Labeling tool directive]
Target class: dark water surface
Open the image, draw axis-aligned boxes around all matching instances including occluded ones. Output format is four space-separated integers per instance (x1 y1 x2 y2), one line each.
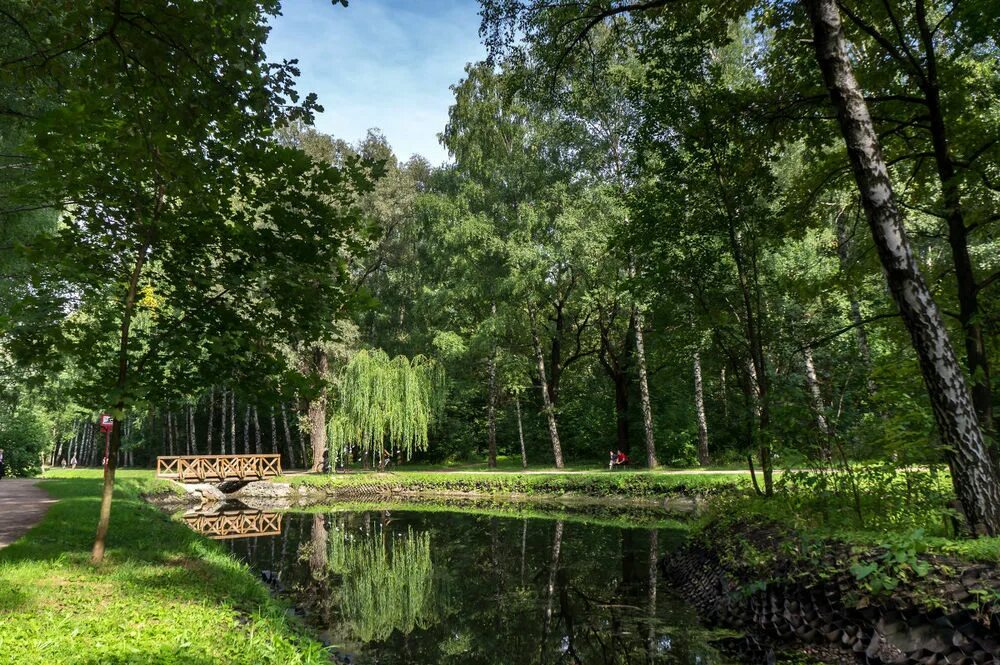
211 505 737 664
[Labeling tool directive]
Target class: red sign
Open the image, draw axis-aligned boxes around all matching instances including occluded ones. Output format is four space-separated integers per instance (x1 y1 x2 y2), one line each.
99 414 114 433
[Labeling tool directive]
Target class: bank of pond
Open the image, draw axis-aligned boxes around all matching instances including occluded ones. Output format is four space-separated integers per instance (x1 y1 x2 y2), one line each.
180 495 999 664
2 472 999 664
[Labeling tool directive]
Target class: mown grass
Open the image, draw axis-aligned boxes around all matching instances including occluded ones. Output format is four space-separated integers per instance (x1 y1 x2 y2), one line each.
0 473 327 665
394 454 753 472
281 468 748 498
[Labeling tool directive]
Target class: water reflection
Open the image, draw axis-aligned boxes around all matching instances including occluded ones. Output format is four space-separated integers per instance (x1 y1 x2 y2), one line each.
182 506 281 540
216 506 734 664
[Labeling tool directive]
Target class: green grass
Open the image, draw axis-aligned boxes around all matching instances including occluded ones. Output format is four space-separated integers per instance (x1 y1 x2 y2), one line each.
280 468 748 498
382 455 757 473
0 473 327 665
43 468 188 496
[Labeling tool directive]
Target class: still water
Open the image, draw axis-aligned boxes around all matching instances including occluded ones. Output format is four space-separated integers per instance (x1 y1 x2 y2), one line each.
208 505 737 664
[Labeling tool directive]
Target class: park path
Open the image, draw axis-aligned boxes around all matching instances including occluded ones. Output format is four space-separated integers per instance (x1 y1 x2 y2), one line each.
0 479 57 549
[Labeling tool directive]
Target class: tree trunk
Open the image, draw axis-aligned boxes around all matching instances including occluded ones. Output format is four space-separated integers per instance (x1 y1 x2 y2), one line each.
694 351 710 466
913 1 994 436
92 239 149 564
220 390 228 455
252 406 262 454
206 387 215 455
167 412 175 456
297 407 309 468
486 352 498 468
281 403 296 469
243 405 250 455
542 520 564 642
746 356 772 495
634 311 657 468
531 314 564 468
309 514 328 578
803 346 831 440
834 209 874 372
548 304 564 406
229 391 236 456
188 404 198 455
270 406 277 455
721 367 728 420
805 0 1000 534
516 396 527 469
715 158 772 495
309 348 328 472
646 529 658 660
613 371 630 454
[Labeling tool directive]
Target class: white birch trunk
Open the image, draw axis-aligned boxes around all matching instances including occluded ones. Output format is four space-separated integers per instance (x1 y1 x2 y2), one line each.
634 311 657 468
694 351 710 466
516 396 527 469
530 316 563 468
805 0 1000 534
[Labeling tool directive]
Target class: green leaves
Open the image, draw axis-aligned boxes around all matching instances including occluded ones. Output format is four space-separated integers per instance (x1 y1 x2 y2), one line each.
1 1 370 412
328 350 446 460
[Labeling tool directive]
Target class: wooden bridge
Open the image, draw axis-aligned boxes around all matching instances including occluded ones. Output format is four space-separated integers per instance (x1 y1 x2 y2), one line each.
182 509 282 540
156 454 282 483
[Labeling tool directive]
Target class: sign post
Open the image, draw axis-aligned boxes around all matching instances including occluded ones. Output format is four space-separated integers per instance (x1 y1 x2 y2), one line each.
99 414 114 470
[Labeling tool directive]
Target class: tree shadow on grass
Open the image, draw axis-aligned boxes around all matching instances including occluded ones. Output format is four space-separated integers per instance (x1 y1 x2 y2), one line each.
0 478 317 664
1 477 194 563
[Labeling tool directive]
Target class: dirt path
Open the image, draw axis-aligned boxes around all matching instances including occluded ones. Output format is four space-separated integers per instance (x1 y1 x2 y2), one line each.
0 479 57 549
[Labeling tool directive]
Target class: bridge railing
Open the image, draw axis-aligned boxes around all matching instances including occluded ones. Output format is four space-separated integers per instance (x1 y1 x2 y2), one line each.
182 509 282 540
156 454 282 483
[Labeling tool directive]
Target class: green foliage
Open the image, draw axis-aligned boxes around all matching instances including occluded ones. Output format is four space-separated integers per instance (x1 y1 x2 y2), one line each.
849 530 931 596
0 407 48 476
328 349 446 461
773 466 955 533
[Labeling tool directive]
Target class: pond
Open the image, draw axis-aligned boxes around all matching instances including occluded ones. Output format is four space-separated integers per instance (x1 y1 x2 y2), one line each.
200 503 739 664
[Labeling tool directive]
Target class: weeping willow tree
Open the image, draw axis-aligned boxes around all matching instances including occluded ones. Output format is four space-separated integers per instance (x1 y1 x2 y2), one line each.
340 526 437 642
329 349 445 467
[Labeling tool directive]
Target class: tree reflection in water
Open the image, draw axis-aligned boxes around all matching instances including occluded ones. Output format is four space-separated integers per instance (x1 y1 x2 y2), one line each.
224 508 734 665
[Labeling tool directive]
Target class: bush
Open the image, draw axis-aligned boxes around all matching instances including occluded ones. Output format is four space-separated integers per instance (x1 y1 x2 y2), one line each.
770 464 954 534
0 409 49 477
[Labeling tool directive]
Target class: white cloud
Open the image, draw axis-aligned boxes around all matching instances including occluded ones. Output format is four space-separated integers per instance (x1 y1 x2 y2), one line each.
266 0 485 164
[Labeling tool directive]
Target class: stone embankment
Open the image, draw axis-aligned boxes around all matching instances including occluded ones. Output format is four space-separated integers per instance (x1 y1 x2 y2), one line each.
145 480 322 509
661 519 1000 664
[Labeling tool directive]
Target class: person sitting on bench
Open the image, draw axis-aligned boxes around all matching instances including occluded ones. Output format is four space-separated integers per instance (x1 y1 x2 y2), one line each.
612 449 629 469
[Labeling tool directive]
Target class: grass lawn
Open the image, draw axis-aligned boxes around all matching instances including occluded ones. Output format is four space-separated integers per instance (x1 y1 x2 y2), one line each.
0 470 326 665
281 468 749 498
387 455 755 473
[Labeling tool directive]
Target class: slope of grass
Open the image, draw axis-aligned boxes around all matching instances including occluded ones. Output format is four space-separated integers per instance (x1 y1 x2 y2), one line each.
0 473 326 665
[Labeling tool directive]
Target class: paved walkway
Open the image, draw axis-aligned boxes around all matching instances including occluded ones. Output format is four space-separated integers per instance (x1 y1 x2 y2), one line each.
0 479 58 549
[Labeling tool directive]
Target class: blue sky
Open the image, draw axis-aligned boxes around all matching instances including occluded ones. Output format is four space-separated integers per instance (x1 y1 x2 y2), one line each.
267 0 485 165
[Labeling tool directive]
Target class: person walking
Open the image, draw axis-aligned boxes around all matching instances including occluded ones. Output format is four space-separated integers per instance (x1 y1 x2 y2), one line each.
70 455 78 470
0 448 6 480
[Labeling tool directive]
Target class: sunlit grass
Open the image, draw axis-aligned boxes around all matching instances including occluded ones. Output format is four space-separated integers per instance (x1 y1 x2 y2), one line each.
281 468 749 498
0 475 327 665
